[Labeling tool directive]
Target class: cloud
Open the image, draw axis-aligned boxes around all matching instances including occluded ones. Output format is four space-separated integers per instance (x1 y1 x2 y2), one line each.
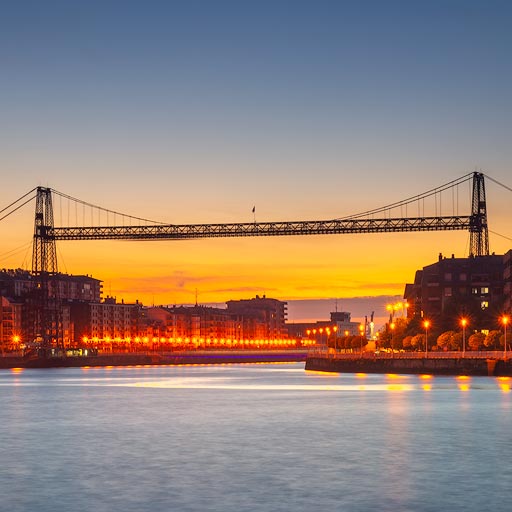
210 286 277 294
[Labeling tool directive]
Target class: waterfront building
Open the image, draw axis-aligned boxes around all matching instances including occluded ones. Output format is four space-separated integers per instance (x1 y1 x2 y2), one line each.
145 305 236 340
404 252 506 330
0 267 290 347
226 295 287 339
0 296 23 350
0 269 102 302
330 311 362 336
71 297 143 343
287 311 361 343
504 250 512 314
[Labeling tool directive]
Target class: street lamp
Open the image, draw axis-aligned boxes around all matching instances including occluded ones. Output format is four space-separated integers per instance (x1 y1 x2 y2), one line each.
390 322 395 357
501 315 509 360
333 326 338 352
423 320 430 357
460 318 468 358
386 304 394 323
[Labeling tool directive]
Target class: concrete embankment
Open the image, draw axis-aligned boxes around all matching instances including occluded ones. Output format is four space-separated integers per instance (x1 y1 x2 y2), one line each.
305 355 512 377
0 350 308 370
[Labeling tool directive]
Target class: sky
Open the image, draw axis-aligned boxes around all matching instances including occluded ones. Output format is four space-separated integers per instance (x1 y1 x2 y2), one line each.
1 0 511 323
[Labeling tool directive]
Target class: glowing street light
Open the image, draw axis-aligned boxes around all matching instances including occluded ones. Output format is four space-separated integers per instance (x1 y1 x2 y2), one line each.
333 326 338 352
460 318 468 358
423 320 430 358
359 323 365 353
319 328 325 350
502 315 509 360
390 322 395 356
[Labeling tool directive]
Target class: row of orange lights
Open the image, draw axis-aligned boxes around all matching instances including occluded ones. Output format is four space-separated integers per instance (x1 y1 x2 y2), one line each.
79 336 308 347
306 326 366 336
387 301 409 315
391 315 510 331
420 315 510 329
306 326 338 336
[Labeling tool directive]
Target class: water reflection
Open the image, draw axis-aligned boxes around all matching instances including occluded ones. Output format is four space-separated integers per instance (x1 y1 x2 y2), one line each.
0 362 511 512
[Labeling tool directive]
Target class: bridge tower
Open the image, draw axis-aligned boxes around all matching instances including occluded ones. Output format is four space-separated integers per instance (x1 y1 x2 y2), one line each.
469 172 489 257
31 187 61 349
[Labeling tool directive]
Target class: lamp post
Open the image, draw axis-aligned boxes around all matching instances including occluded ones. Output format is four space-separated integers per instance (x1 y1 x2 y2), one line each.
423 320 430 358
333 326 338 352
359 323 365 353
461 318 467 358
502 315 509 360
326 327 331 351
390 322 395 357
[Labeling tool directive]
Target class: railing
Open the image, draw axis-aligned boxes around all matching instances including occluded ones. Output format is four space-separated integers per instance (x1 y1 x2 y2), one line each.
308 348 507 360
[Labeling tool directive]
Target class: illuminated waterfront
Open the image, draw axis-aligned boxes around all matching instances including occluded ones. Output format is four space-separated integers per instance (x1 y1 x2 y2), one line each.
1 363 511 512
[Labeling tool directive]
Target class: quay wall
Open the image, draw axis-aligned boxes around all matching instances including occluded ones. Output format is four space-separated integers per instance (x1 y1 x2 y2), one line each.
305 355 512 377
0 350 308 370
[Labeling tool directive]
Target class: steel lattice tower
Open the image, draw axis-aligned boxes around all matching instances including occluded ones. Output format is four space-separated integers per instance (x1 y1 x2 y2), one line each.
31 187 61 348
469 172 490 257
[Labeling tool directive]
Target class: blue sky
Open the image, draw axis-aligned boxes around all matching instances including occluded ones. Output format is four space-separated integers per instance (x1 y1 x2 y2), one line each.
1 1 511 318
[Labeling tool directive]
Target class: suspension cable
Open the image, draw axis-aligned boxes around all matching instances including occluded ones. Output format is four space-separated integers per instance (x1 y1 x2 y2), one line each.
489 230 512 242
336 172 473 220
50 188 166 225
0 188 37 215
484 174 512 194
0 194 37 222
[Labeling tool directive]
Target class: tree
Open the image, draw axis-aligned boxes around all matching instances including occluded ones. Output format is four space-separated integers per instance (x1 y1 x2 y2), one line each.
468 332 485 350
351 336 367 351
450 332 462 351
484 330 501 349
411 333 424 350
402 335 413 350
437 331 456 351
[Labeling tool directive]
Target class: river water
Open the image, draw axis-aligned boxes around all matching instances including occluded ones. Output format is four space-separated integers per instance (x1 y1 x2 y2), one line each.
1 363 511 512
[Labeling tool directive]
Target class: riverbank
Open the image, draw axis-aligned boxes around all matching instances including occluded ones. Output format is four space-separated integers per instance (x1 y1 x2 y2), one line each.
0 349 308 369
305 353 512 376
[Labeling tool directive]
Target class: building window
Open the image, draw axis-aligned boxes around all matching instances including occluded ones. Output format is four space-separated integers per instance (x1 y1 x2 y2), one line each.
472 287 479 295
481 287 489 295
481 301 489 310
460 273 467 281
444 287 452 297
444 273 452 281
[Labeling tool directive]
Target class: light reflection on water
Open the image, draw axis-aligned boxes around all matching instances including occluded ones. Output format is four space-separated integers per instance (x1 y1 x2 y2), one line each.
1 362 511 512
